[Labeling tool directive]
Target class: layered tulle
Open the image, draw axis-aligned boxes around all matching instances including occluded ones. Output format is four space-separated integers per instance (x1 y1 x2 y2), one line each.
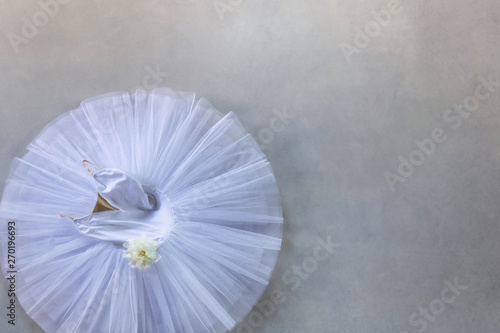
0 88 283 333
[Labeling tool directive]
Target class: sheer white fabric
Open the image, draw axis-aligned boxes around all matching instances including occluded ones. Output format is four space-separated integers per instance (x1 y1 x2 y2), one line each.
0 88 283 333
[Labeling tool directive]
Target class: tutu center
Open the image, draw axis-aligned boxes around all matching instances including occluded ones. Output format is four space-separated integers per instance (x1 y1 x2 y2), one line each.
73 167 175 245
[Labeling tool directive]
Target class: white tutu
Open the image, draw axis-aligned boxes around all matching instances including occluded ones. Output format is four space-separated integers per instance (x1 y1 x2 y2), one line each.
0 88 283 332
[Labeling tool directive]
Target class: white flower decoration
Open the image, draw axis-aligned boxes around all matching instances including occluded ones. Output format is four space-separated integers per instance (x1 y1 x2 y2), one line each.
123 235 162 270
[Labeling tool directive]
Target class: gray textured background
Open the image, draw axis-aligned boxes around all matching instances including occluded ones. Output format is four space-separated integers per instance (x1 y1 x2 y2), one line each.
1 0 500 332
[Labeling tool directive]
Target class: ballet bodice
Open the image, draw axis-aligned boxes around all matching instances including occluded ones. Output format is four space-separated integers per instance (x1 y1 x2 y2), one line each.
73 168 174 245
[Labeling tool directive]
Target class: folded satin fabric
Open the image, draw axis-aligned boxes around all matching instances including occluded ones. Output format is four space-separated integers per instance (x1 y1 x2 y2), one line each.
74 167 174 244
93 168 156 211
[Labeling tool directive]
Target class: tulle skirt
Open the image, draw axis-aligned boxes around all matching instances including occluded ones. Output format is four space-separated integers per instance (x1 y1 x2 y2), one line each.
0 88 283 333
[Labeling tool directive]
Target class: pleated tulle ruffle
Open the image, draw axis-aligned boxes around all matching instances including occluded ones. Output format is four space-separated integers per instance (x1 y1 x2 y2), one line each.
0 88 283 333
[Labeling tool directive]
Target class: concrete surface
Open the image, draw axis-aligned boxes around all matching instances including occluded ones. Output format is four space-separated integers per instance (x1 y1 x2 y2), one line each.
1 0 500 332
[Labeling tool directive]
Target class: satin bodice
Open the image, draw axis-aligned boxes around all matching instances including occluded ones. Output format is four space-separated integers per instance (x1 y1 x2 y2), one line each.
73 168 174 244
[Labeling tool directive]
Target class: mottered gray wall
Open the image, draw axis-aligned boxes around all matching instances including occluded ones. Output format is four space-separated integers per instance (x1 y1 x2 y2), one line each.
1 1 500 332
